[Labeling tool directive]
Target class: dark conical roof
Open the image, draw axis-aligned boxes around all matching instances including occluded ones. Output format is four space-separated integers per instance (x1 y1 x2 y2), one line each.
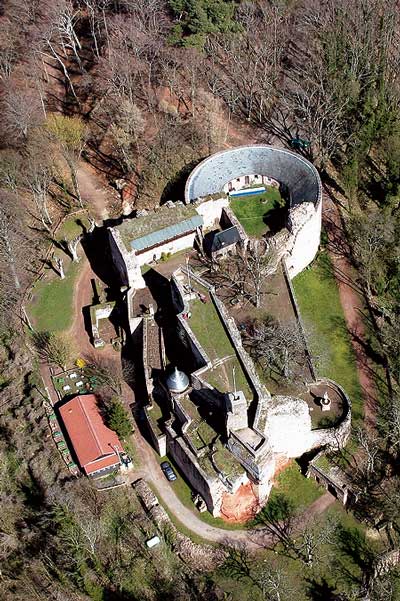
166 367 189 394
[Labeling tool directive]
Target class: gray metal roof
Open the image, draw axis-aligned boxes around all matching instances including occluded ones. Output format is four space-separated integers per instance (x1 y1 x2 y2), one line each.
211 227 240 252
185 145 322 208
131 215 203 252
166 367 189 393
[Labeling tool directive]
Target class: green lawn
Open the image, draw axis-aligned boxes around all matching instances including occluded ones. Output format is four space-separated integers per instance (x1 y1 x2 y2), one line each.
189 294 252 397
29 259 81 332
268 462 324 511
230 188 285 237
293 251 363 423
57 215 89 241
189 296 234 361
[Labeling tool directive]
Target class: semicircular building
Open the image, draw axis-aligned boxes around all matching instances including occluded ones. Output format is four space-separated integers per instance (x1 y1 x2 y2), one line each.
185 145 321 207
185 145 323 278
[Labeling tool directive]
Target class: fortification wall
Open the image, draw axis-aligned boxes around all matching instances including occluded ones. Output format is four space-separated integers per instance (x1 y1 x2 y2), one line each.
284 199 322 278
107 229 131 286
166 427 225 515
195 196 229 230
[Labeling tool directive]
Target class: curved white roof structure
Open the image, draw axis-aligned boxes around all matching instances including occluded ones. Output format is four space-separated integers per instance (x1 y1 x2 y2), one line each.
185 145 322 208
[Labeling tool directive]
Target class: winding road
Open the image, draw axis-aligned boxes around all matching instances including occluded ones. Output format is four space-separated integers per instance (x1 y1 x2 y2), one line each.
128 416 336 549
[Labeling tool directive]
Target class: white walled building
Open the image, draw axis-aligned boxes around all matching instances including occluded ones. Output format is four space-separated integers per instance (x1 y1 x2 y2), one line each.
108 204 203 290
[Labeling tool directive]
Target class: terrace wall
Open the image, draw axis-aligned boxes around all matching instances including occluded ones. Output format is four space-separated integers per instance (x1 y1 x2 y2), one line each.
144 406 167 456
165 425 225 515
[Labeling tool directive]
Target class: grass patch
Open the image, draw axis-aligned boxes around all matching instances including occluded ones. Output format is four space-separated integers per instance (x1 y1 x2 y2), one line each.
188 293 252 397
269 462 324 511
29 260 81 332
230 188 285 237
293 251 363 423
57 215 88 241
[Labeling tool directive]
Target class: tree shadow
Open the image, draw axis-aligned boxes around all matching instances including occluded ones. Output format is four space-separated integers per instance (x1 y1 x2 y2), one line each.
336 526 374 572
306 577 338 600
160 158 204 204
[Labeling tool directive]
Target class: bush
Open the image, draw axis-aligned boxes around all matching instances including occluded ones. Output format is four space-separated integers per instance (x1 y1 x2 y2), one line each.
106 398 132 440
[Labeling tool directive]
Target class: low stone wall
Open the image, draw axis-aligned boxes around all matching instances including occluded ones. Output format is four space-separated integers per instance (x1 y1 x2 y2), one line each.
221 206 248 248
308 379 352 451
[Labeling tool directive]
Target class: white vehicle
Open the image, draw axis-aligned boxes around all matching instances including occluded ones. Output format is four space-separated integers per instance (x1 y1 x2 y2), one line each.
146 535 161 548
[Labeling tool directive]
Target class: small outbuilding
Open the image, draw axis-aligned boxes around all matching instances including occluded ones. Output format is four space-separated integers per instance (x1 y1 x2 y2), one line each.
207 226 241 259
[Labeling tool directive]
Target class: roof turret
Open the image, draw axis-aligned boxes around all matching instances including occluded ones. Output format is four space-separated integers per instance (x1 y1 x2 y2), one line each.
166 367 189 394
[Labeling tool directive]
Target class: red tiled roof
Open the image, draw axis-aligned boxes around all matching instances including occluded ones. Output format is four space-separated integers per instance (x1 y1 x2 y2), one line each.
59 394 123 475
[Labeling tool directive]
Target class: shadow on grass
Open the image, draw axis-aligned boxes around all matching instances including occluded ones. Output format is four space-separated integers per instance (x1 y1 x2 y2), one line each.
306 577 338 601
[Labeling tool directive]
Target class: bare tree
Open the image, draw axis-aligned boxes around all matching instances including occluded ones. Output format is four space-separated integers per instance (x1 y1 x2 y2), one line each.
205 240 277 308
244 315 306 381
2 84 43 140
24 154 53 232
67 234 82 263
53 254 65 279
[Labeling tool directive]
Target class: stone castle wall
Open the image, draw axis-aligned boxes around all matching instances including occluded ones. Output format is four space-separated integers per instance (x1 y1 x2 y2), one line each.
165 425 225 515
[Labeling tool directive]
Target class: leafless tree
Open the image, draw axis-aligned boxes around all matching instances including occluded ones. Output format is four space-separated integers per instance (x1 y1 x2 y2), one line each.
353 426 382 494
2 84 43 140
0 190 27 293
0 20 19 81
347 212 394 303
204 240 277 308
24 155 53 232
243 315 306 381
53 254 65 279
109 97 145 174
87 215 96 233
67 234 82 262
256 563 295 601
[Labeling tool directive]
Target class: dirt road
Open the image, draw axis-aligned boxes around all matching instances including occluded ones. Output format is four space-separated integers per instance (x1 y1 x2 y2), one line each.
77 162 113 221
323 190 377 427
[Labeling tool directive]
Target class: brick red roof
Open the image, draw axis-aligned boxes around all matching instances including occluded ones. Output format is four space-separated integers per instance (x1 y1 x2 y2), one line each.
59 394 123 475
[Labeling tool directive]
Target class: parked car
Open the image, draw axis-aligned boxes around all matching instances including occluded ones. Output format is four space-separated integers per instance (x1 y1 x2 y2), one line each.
160 461 177 482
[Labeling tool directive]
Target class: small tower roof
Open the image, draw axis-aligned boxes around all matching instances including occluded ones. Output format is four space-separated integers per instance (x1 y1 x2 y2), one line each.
166 367 189 394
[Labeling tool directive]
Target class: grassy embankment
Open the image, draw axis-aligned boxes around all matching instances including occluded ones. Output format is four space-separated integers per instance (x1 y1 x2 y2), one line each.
293 250 363 423
29 216 88 332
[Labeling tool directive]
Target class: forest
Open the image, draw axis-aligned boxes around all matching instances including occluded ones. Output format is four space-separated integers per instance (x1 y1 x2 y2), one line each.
1 0 400 599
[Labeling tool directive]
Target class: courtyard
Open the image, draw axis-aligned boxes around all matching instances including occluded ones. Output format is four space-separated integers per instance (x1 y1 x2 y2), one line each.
229 188 286 237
